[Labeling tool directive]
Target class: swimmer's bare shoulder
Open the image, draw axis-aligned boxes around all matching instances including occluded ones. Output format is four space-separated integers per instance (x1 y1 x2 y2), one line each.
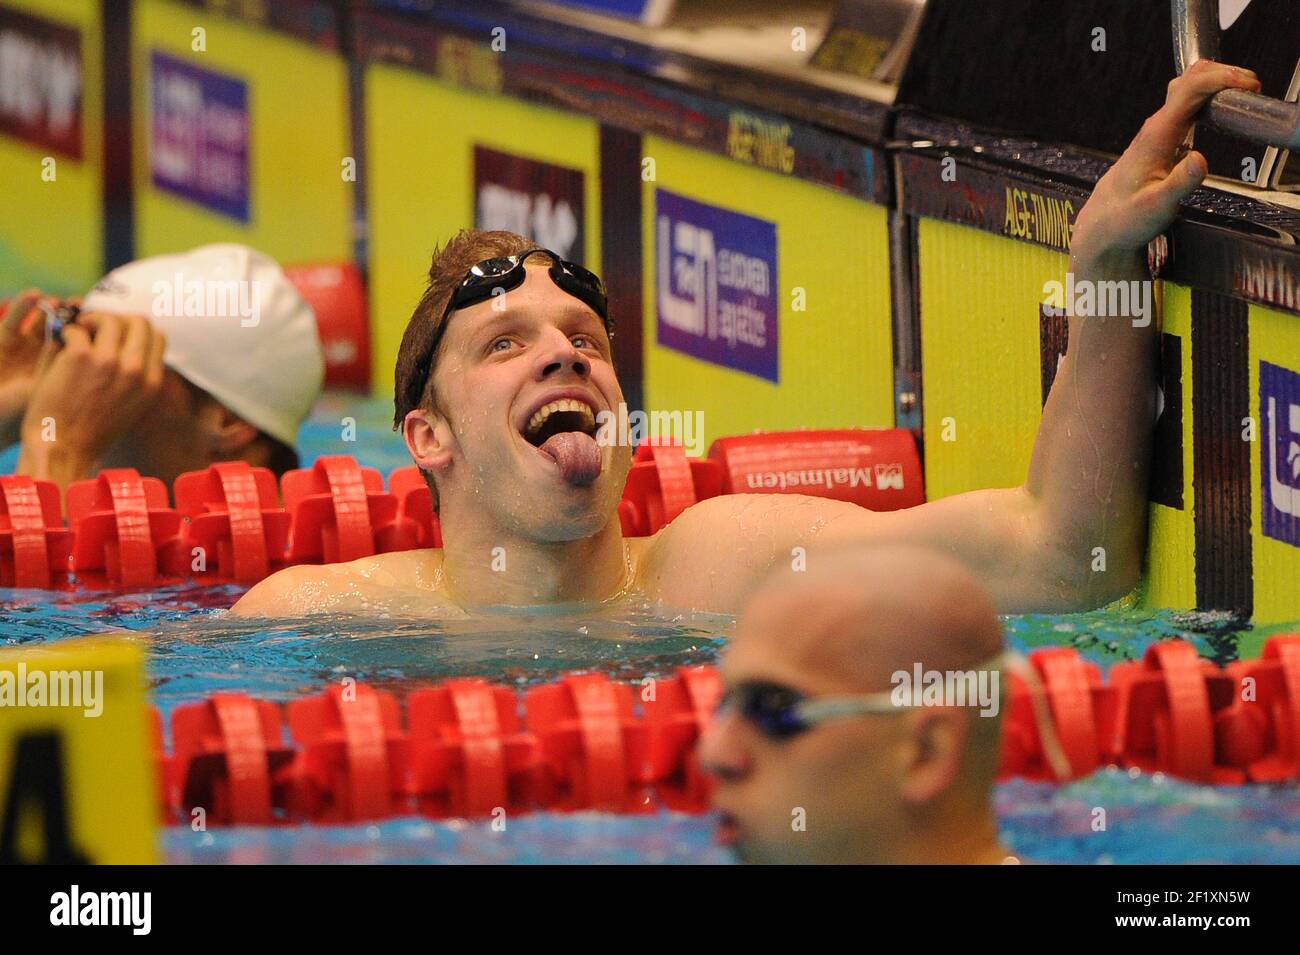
229 548 451 617
636 492 883 614
638 485 1064 615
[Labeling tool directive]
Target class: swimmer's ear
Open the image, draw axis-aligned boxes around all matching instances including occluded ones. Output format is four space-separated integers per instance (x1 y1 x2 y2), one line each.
209 407 260 457
898 709 965 805
215 420 260 457
403 408 455 474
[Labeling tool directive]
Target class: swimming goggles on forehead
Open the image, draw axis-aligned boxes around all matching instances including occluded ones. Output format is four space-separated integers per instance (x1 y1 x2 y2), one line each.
416 249 611 386
720 651 1011 740
444 248 609 326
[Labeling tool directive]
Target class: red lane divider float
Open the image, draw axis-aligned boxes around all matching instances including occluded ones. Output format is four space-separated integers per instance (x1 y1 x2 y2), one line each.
998 647 1105 782
67 469 184 588
174 462 290 584
284 683 409 823
641 666 723 811
526 672 653 813
997 636 1300 785
1219 637 1300 782
0 474 71 588
408 679 534 817
387 466 442 548
143 638 1300 827
619 440 723 537
283 455 421 564
1103 640 1230 782
708 428 925 510
171 693 294 826
0 429 922 589
283 261 371 392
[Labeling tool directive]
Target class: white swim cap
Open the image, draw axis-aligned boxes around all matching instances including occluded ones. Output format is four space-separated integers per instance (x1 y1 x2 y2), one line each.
82 243 325 448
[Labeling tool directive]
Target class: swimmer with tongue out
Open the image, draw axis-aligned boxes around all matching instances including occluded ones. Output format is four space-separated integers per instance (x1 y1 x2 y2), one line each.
238 239 642 616
375 239 641 613
234 63 1267 619
526 398 603 487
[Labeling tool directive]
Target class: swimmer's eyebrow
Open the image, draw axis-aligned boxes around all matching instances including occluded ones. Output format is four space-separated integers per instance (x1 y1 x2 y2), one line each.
463 305 606 347
544 302 607 331
455 310 522 349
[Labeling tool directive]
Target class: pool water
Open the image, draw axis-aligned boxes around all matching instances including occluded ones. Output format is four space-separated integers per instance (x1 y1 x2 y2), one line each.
5 580 1298 864
2 395 1298 863
159 773 1300 865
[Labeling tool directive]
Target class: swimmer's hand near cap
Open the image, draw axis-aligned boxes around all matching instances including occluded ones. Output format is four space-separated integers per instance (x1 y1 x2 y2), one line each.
0 290 60 444
16 310 168 488
79 244 324 449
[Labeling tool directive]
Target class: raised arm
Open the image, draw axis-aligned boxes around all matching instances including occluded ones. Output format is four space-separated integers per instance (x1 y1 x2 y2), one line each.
887 61 1261 610
880 61 1265 609
653 61 1263 615
1011 60 1261 605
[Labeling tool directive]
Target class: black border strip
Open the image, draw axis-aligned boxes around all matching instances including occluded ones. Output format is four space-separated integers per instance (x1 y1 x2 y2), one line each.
895 112 1300 315
337 0 368 280
1191 288 1252 615
1151 332 1185 511
101 0 133 272
9 864 1296 935
369 0 891 146
898 151 1088 255
1167 219 1300 317
599 124 644 414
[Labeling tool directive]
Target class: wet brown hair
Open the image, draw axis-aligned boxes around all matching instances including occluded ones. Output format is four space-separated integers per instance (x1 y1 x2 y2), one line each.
392 229 542 430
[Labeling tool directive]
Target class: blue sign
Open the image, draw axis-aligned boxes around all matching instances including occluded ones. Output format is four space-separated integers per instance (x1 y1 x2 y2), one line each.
654 190 779 383
1261 360 1300 548
149 52 249 221
544 0 672 24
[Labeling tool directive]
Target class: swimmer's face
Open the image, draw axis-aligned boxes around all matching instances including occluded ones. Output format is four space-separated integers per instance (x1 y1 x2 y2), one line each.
699 590 912 864
99 370 221 487
408 263 632 540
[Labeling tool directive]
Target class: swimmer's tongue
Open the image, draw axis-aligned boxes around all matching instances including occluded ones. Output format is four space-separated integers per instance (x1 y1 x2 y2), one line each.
538 430 601 486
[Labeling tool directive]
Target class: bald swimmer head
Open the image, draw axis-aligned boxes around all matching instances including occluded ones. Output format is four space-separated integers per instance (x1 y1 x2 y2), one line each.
698 544 1016 864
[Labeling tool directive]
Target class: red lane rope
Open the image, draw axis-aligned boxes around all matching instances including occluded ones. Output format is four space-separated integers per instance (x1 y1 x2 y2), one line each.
152 638 1300 827
216 464 270 583
8 430 924 590
0 475 56 588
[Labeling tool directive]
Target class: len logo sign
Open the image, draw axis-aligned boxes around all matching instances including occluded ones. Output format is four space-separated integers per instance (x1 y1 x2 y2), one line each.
655 189 779 383
1261 360 1300 548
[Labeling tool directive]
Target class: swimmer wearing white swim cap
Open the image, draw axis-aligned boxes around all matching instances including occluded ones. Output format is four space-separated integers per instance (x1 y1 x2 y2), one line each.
7 244 323 493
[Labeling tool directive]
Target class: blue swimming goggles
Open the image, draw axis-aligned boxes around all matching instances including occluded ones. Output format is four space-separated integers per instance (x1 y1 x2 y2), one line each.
720 681 911 740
